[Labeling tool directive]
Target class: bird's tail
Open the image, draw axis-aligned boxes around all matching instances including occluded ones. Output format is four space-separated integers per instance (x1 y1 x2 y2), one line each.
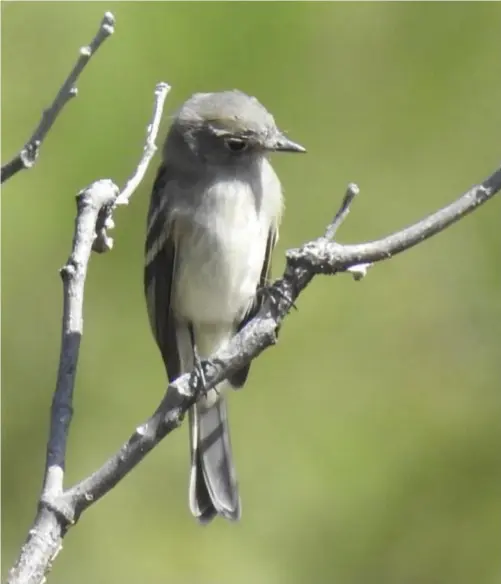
188 396 241 523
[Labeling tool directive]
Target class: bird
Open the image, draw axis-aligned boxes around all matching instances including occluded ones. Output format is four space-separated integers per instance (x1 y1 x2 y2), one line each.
144 89 305 523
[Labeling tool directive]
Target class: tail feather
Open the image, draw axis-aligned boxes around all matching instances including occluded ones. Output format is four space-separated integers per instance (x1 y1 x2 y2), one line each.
188 397 241 523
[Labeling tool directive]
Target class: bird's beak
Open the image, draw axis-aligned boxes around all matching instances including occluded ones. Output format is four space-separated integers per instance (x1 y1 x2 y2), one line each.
266 131 306 153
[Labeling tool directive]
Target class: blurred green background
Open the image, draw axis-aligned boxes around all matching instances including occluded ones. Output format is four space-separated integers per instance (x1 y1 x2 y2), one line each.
2 3 501 583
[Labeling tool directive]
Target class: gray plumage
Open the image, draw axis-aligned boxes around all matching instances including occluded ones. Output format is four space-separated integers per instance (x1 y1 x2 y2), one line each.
144 89 305 523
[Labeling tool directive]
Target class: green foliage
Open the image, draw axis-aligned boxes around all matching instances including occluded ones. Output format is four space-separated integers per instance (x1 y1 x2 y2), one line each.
2 3 500 583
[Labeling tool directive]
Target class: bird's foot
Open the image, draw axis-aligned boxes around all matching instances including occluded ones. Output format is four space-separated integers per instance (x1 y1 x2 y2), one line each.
189 350 214 399
258 282 297 312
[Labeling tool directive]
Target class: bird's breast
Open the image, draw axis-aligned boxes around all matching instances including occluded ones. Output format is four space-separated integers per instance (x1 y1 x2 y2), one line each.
173 166 281 327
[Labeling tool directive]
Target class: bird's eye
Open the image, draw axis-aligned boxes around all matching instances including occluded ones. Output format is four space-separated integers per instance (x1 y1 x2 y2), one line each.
224 137 248 153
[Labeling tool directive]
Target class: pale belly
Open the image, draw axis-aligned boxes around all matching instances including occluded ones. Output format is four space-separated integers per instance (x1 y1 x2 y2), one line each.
172 184 271 327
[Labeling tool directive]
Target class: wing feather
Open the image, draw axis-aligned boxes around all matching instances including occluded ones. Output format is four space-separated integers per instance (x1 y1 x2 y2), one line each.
144 164 180 382
228 225 278 388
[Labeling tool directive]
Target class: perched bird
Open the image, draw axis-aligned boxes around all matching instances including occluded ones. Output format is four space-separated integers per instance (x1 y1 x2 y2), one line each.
144 89 305 523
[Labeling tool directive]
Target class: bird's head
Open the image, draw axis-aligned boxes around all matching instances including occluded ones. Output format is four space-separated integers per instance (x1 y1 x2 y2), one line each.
166 90 305 169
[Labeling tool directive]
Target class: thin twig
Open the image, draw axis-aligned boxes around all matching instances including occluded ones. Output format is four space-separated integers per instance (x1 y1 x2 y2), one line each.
322 182 371 280
116 82 171 205
0 12 115 184
324 182 360 240
92 82 171 253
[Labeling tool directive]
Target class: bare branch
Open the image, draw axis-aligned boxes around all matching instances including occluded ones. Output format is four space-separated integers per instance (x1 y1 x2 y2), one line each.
92 82 171 254
324 182 359 240
286 166 501 273
116 83 171 206
7 185 120 584
0 12 115 184
60 164 501 523
7 81 168 584
45 181 120 502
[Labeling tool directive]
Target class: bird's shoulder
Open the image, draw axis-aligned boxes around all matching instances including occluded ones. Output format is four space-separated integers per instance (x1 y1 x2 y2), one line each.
151 160 200 198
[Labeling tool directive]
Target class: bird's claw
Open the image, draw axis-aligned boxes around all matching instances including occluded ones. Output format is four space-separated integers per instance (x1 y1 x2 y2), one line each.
258 283 297 312
189 354 216 398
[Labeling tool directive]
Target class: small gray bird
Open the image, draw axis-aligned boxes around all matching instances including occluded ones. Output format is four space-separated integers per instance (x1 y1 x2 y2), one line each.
144 90 305 523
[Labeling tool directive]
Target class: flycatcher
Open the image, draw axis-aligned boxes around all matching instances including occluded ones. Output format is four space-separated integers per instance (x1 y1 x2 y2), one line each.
144 90 305 523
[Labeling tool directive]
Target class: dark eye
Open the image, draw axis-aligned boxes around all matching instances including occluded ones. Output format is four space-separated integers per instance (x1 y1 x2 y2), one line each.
224 137 248 153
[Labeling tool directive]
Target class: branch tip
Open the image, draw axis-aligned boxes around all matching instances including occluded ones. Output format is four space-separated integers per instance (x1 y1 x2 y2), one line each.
155 82 171 95
324 182 360 240
346 182 360 200
102 11 116 28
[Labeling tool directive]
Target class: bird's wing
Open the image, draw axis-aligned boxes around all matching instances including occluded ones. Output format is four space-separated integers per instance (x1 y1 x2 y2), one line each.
144 163 180 381
259 224 278 290
228 224 278 388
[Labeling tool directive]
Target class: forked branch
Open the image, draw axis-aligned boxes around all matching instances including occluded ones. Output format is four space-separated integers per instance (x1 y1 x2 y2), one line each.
7 80 170 584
